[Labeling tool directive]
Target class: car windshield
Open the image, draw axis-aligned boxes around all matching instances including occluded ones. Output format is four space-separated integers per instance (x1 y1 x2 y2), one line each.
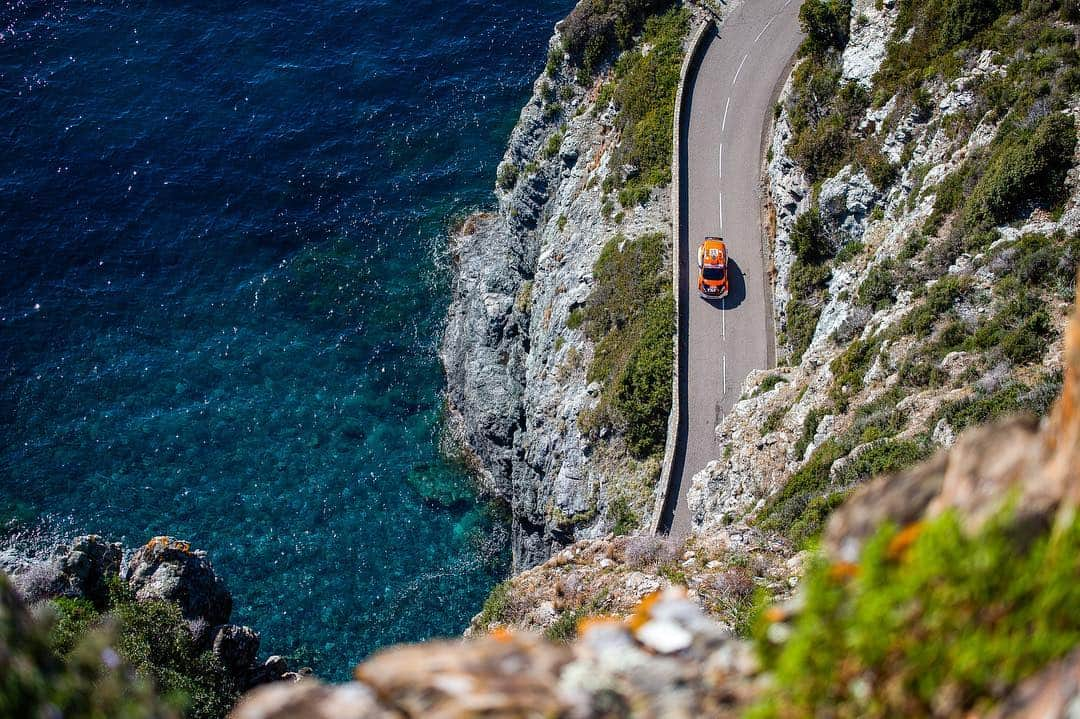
703 266 726 280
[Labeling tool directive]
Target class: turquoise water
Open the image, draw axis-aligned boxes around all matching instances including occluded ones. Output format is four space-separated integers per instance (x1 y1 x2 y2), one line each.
0 0 570 677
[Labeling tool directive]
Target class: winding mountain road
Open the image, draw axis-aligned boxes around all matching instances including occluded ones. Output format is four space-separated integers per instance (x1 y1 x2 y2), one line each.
659 0 803 535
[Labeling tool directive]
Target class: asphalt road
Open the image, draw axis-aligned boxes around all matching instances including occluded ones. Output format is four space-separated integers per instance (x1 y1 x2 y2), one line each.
659 0 803 535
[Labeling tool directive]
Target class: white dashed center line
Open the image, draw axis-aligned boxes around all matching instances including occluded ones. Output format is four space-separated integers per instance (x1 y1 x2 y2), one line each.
755 15 777 43
732 53 748 85
722 96 731 133
718 143 723 180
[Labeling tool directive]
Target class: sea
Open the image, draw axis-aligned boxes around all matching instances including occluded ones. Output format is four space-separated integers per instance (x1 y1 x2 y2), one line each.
0 0 571 678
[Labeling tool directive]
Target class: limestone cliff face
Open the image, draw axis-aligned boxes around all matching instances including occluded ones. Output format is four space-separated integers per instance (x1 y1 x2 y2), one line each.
690 0 1080 534
441 16 676 568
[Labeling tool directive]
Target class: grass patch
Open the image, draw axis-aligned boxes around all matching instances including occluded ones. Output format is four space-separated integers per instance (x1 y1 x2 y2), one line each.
607 7 690 201
578 232 674 458
476 580 512 628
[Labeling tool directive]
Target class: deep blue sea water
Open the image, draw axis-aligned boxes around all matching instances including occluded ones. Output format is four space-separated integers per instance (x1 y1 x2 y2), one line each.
0 0 570 678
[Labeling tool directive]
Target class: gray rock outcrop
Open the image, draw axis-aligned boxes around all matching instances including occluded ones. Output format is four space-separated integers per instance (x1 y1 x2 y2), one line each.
125 536 233 626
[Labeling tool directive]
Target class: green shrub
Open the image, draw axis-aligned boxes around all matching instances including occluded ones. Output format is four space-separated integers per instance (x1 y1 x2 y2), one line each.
750 509 1080 717
615 295 675 457
787 59 868 181
798 0 853 56
610 495 640 535
543 131 563 159
762 407 787 435
793 407 827 460
791 207 831 265
784 259 832 362
829 336 881 411
756 374 788 396
759 440 847 537
560 0 674 78
579 232 673 458
609 8 690 198
968 290 1054 365
497 162 519 190
833 438 932 486
834 240 864 263
857 259 899 311
544 607 587 643
859 148 899 191
43 579 240 719
963 113 1077 229
933 382 1026 432
1 575 175 719
48 598 102 657
786 490 850 546
899 275 968 337
545 45 565 78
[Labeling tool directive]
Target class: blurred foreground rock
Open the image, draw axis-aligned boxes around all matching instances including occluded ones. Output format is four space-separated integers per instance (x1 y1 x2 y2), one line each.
233 588 762 719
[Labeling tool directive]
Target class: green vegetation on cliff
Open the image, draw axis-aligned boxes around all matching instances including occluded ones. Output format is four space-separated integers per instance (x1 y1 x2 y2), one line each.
2 572 241 719
751 510 1080 717
1 573 174 719
578 231 674 459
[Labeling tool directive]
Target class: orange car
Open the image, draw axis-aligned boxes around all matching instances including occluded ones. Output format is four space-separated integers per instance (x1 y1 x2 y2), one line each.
697 237 729 299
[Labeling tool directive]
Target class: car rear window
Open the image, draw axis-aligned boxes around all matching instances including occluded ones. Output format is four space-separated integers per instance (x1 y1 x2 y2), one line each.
703 267 726 280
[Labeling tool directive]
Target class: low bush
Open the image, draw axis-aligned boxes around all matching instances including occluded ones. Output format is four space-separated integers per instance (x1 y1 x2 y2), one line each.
968 290 1054 365
497 162 518 190
798 0 852 57
476 580 512 627
793 407 827 460
579 232 674 458
833 438 932 487
856 259 899 311
610 495 640 535
759 440 847 538
560 0 674 78
608 8 690 198
750 509 1080 717
962 113 1077 230
899 275 968 337
615 295 675 457
791 207 832 265
786 58 868 181
1 575 174 719
46 578 240 719
755 374 788 396
785 490 850 546
829 336 881 411
933 382 1027 432
784 260 832 362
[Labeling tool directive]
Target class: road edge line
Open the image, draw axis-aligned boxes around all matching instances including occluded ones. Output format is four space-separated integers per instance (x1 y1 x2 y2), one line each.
650 17 715 536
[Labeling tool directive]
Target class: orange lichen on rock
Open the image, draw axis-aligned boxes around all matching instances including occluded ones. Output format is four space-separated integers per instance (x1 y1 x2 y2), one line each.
887 522 924 560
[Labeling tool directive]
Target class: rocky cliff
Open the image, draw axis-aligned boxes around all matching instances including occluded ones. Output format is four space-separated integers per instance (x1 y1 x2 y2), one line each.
443 2 720 567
